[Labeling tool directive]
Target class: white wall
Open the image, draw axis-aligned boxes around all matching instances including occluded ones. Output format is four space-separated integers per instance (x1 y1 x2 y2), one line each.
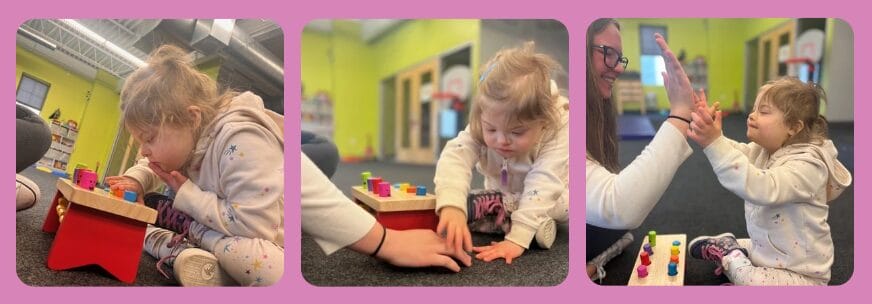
479 20 569 90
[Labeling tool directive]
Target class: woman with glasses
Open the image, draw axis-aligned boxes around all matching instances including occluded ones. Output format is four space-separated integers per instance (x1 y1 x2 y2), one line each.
585 18 699 281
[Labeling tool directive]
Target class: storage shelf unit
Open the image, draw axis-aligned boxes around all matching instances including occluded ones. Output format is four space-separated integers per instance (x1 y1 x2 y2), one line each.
37 121 77 171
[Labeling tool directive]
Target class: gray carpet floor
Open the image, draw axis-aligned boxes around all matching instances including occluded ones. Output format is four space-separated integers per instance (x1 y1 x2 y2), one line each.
594 113 854 285
301 161 569 286
16 166 176 286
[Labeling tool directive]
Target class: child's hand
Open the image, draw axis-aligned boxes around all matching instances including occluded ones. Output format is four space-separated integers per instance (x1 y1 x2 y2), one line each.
148 162 188 192
105 175 145 204
472 240 525 264
692 89 719 118
687 101 723 148
437 207 473 254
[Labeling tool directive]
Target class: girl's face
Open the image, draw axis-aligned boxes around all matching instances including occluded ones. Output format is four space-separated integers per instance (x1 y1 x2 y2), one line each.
131 124 197 172
480 103 544 159
747 98 795 154
591 24 626 99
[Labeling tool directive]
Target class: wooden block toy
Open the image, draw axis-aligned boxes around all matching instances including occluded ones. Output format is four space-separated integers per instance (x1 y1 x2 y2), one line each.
637 265 648 278
627 234 686 286
352 185 437 231
73 168 97 190
42 178 157 283
361 171 371 187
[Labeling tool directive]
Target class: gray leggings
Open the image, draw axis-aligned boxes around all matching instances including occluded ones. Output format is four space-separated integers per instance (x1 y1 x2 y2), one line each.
301 131 339 178
16 105 51 173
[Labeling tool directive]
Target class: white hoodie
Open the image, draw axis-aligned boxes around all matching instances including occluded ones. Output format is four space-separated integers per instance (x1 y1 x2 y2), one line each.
125 92 285 246
434 91 569 249
704 136 851 282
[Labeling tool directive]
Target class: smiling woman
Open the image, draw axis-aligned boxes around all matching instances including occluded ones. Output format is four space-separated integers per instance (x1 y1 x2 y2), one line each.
585 18 698 281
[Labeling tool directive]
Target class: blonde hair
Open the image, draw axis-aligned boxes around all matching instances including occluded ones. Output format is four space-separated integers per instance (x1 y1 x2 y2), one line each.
120 44 236 136
757 77 829 146
586 18 620 172
469 41 563 146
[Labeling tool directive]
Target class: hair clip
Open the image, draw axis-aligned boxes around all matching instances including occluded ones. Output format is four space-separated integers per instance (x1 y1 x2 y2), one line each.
479 63 497 83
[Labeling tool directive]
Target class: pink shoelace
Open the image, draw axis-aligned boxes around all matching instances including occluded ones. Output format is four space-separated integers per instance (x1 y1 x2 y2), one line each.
151 199 194 279
700 244 726 276
472 193 507 227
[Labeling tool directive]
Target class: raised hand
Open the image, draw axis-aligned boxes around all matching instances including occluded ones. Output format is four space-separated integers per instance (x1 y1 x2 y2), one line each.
687 99 723 148
655 33 694 118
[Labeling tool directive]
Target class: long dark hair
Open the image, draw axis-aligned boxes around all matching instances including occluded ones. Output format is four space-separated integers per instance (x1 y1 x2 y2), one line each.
586 18 621 172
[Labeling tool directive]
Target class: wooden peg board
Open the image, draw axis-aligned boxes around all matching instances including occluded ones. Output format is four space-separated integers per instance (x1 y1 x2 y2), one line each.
351 185 435 212
55 178 157 224
627 234 686 286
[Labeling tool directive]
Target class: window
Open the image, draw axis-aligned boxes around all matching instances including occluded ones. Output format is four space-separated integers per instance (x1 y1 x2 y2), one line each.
16 74 50 111
640 25 667 86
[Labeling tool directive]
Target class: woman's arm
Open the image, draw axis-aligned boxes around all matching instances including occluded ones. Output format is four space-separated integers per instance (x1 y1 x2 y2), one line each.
586 122 692 229
301 152 472 271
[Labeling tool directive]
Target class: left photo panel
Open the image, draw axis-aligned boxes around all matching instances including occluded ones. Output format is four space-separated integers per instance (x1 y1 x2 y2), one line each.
16 19 285 286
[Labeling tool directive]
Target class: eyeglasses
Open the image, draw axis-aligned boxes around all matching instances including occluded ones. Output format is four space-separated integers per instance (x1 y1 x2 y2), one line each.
592 45 629 69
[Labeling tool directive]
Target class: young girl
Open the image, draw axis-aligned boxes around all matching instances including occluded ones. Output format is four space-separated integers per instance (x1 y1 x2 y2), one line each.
434 42 568 263
687 77 851 285
105 45 284 286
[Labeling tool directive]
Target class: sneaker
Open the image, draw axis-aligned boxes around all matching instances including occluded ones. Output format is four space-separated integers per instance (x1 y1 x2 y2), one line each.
16 174 40 211
535 218 557 249
587 232 634 282
689 232 749 276
466 190 510 234
144 193 195 242
143 226 193 278
173 248 235 286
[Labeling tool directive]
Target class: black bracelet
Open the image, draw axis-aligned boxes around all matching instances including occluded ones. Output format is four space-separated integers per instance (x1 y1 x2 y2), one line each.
371 225 387 257
667 115 691 124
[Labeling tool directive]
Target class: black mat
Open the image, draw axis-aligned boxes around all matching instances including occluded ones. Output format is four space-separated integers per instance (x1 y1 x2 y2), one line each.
301 161 569 286
594 114 854 285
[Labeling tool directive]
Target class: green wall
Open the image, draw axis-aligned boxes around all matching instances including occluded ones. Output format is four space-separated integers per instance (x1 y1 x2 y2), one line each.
616 18 789 112
16 46 121 179
301 20 480 158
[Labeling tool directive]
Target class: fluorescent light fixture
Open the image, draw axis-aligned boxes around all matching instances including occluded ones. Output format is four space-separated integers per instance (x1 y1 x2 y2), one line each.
213 19 235 34
59 19 145 67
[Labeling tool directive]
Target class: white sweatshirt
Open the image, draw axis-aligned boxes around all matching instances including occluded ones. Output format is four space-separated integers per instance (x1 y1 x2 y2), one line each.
125 92 284 246
585 122 692 230
703 136 851 282
300 152 376 254
434 95 569 249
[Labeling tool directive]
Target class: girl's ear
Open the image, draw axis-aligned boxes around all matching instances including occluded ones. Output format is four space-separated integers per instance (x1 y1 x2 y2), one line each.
788 119 805 137
187 106 203 127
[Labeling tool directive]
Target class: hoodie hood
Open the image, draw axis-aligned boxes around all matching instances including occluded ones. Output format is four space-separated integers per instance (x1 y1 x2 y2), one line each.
189 91 284 171
780 140 852 202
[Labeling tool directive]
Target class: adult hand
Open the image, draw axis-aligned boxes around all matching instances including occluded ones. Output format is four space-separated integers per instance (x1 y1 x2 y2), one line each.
437 207 473 255
655 33 694 119
148 162 188 192
378 228 473 272
472 240 525 264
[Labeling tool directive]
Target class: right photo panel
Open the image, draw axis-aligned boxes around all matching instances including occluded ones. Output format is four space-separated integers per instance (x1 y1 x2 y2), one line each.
586 18 854 286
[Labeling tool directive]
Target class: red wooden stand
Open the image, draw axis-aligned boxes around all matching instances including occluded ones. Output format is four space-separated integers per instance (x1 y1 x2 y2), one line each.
42 179 157 284
351 186 438 231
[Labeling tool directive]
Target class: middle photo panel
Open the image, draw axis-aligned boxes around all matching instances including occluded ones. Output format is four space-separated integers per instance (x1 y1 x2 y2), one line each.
300 19 569 286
